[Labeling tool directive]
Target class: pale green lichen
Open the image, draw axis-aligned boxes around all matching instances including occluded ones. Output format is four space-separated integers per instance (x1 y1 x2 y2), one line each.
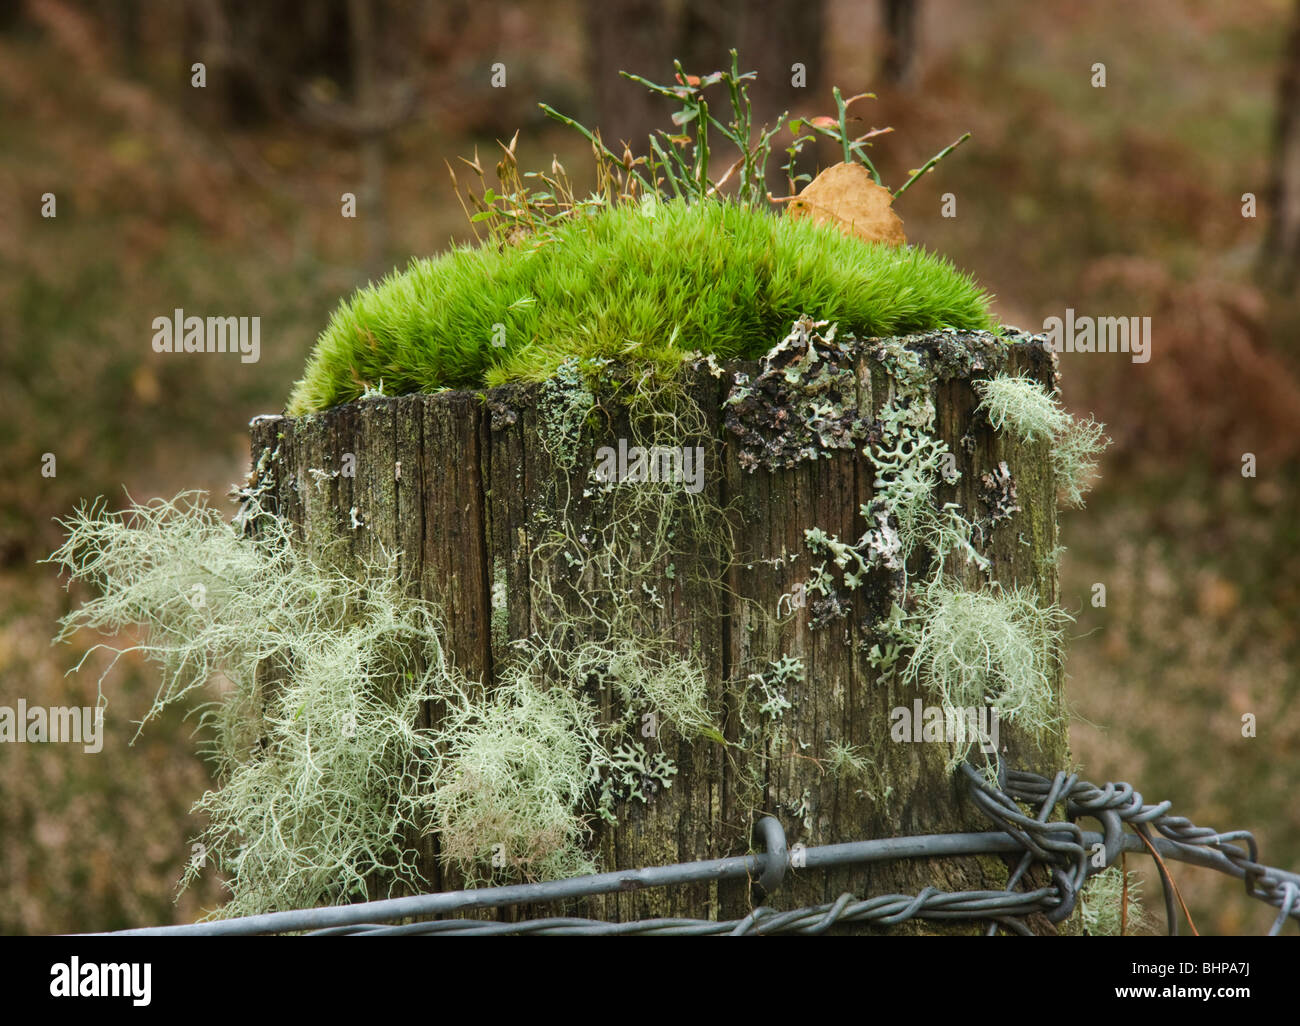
585 637 716 742
866 346 985 579
723 317 870 472
748 656 804 721
864 601 908 678
47 327 1101 918
599 742 679 811
46 491 453 917
804 336 987 615
490 557 509 650
537 357 595 470
827 740 894 807
1080 864 1147 936
46 484 728 912
973 373 1110 508
898 582 1072 770
427 633 721 882
798 340 1088 777
429 661 604 884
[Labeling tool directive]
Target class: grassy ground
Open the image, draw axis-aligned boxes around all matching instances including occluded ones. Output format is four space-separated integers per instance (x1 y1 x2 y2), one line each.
2 0 1297 934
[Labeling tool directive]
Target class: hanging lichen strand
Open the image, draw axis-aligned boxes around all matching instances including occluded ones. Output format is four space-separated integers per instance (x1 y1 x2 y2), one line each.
973 373 1109 508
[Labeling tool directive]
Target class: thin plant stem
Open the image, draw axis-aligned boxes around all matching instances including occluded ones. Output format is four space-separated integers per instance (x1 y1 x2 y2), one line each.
893 132 972 198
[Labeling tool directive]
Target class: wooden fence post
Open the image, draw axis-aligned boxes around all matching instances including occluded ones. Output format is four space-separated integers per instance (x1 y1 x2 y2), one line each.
248 327 1071 934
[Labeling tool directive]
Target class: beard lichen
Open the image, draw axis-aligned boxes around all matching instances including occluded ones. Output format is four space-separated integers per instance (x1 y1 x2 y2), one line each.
46 484 732 912
827 740 895 808
47 491 451 917
973 372 1109 508
427 648 605 885
1079 863 1147 936
897 583 1072 771
48 344 762 914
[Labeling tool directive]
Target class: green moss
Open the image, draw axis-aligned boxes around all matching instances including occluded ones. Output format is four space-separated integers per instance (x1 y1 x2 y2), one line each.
972 853 1012 890
286 199 995 415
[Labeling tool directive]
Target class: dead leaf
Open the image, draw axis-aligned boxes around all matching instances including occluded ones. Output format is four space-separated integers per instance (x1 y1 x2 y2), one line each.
786 162 906 246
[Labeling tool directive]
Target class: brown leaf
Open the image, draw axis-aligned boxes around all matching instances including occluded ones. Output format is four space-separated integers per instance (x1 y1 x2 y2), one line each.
785 162 906 246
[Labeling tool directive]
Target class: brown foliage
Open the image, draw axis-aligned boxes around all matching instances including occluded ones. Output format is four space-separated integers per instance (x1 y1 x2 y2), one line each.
1074 255 1300 471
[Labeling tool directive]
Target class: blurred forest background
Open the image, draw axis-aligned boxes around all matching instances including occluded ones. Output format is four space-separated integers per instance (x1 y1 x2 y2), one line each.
2 0 1298 935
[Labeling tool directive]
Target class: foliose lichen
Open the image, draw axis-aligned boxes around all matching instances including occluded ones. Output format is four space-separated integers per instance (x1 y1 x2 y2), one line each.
724 317 870 472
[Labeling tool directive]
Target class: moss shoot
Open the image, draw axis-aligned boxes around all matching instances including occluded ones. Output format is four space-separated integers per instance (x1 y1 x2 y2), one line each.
287 199 994 415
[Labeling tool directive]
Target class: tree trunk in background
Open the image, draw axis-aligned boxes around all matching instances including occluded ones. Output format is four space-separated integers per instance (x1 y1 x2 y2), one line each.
1260 0 1300 290
248 332 1072 934
881 0 919 87
583 0 674 149
182 0 352 125
584 0 824 160
348 0 388 279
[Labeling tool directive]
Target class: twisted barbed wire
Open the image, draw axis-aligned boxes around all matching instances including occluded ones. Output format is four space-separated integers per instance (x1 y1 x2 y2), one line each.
101 761 1300 936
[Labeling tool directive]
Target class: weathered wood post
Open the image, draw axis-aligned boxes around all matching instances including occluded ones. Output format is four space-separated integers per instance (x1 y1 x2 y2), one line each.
249 323 1070 934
